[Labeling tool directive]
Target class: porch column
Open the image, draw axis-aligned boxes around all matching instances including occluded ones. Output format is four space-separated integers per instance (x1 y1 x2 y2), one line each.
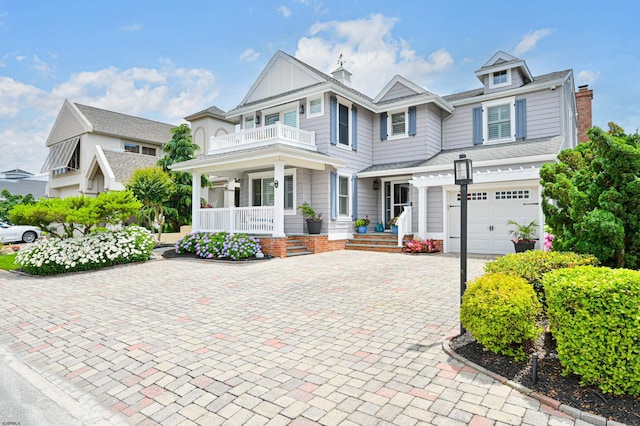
192 172 202 232
410 177 428 240
273 160 286 237
224 178 237 207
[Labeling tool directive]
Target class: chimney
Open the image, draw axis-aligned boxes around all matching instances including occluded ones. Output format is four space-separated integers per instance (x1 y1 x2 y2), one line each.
331 66 352 88
576 84 594 143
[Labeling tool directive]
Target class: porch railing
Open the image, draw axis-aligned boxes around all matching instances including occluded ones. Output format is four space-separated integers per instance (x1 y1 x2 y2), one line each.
397 205 413 247
198 206 275 234
208 122 316 154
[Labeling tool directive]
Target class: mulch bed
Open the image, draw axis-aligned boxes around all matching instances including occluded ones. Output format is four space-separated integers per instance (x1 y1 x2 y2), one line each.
160 249 274 262
451 332 640 425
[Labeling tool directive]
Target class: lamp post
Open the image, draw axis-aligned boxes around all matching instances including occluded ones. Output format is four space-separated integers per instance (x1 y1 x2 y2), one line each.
454 153 473 335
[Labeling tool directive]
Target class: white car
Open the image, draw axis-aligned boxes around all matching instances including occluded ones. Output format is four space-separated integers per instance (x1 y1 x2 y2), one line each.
0 222 42 243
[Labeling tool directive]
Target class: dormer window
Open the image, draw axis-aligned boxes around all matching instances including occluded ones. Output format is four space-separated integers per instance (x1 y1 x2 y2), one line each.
490 69 511 89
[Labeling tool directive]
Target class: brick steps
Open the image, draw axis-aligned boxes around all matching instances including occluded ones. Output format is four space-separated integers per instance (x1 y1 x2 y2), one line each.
286 238 312 256
345 233 411 253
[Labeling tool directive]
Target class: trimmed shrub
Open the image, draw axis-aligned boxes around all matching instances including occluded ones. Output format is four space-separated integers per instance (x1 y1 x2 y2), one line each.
484 251 599 305
461 273 542 361
175 231 261 260
544 266 640 396
16 226 154 275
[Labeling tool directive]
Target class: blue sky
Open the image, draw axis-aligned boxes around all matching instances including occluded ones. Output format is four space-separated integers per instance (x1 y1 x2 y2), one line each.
1 0 639 175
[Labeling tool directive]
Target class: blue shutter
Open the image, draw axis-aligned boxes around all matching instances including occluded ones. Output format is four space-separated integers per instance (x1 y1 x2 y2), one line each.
515 99 527 139
330 96 337 145
351 106 358 151
380 112 388 141
352 174 358 220
330 171 337 220
408 106 417 136
472 107 483 145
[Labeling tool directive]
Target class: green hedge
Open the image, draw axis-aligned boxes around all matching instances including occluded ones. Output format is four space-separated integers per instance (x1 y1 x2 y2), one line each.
461 272 542 361
484 251 599 305
544 266 640 396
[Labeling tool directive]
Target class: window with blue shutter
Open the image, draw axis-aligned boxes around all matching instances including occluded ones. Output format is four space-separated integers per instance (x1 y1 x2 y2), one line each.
330 171 337 220
408 106 417 136
351 174 358 219
351 106 358 151
330 96 337 145
515 99 526 139
472 107 483 145
380 112 388 141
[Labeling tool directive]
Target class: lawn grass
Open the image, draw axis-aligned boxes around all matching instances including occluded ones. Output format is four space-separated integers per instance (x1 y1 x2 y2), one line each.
0 253 19 271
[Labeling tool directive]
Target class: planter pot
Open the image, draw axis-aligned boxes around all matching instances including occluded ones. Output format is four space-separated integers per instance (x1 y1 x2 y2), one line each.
356 225 368 234
513 240 536 253
392 225 398 235
375 223 385 232
306 220 322 234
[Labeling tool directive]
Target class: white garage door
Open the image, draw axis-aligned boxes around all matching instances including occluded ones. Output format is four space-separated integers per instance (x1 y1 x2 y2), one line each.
448 187 539 255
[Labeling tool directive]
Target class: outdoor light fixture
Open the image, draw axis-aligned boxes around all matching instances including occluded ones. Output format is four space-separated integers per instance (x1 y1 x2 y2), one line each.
373 178 381 190
454 153 473 336
299 104 305 114
255 114 261 125
274 179 279 189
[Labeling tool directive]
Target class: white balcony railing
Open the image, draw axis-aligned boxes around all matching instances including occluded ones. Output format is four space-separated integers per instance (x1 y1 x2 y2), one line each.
198 206 275 234
208 122 316 154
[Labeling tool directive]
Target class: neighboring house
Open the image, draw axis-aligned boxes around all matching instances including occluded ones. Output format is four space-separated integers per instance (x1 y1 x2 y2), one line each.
169 50 592 256
0 168 47 199
41 100 176 198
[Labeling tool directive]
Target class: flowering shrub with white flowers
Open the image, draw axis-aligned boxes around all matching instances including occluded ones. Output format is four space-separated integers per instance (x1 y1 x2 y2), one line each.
175 231 261 260
15 225 155 275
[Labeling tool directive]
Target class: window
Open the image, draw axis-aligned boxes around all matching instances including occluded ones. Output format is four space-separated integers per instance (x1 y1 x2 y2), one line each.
265 113 280 125
338 175 349 216
250 172 295 210
487 105 511 140
283 110 297 128
495 190 530 200
245 115 255 129
338 103 349 146
142 146 156 156
390 111 406 137
490 69 511 88
308 98 322 116
124 143 139 153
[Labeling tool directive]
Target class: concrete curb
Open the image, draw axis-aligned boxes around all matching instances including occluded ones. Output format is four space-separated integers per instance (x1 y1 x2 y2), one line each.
442 337 625 426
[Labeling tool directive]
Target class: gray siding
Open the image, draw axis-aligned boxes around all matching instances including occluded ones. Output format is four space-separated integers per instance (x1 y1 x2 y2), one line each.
301 92 332 154
427 186 443 233
378 82 419 103
483 69 525 95
356 177 379 225
326 97 374 175
48 105 85 145
373 104 442 164
442 103 473 150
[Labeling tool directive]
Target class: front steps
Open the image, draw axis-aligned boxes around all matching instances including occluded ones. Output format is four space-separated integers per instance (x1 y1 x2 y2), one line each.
286 237 313 257
345 232 411 253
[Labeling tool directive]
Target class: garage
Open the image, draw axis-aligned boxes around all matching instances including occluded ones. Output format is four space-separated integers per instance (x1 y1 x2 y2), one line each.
448 186 540 255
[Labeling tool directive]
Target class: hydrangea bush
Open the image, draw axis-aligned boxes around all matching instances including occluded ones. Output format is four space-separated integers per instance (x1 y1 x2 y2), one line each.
15 226 155 275
175 231 261 260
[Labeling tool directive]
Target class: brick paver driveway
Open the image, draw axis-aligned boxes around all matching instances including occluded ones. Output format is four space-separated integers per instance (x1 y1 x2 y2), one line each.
0 251 582 425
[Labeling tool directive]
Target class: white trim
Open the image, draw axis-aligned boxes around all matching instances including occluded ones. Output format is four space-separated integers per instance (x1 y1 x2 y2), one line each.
306 96 323 119
451 76 567 107
482 96 515 144
489 69 511 89
248 168 297 213
336 172 352 219
387 108 408 140
334 97 353 148
328 232 351 241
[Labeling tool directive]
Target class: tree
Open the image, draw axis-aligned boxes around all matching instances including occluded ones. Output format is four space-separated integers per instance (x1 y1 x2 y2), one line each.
157 124 208 231
541 123 640 268
9 191 141 238
0 189 35 222
126 166 176 242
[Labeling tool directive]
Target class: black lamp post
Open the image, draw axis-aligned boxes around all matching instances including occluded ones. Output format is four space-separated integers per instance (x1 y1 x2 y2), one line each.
454 153 473 335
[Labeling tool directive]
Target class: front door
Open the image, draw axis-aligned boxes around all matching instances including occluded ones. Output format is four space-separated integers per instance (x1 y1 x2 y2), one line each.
384 181 410 228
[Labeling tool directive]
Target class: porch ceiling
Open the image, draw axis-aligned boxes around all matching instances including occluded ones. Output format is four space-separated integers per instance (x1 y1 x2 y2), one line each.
169 144 348 176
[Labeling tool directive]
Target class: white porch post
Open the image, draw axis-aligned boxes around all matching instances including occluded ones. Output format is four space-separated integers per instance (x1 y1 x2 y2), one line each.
273 161 286 237
410 177 429 240
224 178 237 208
192 172 201 232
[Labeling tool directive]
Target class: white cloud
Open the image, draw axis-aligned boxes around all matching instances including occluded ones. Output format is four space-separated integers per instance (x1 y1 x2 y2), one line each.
577 70 600 85
296 0 327 14
32 54 51 74
295 14 453 96
514 28 554 56
239 48 260 62
120 23 142 32
277 5 291 17
16 55 25 62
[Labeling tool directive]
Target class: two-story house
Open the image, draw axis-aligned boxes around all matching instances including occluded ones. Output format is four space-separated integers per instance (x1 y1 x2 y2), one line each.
168 50 591 256
42 100 178 198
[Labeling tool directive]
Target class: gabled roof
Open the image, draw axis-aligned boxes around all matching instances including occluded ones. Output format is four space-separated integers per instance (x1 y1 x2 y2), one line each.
475 50 533 84
1 168 34 179
74 103 175 144
101 150 161 183
373 75 429 103
184 106 232 123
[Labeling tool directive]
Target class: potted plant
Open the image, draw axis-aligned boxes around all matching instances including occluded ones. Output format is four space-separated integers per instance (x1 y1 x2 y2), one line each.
507 219 539 252
297 202 323 234
389 216 400 234
355 216 370 233
375 221 385 232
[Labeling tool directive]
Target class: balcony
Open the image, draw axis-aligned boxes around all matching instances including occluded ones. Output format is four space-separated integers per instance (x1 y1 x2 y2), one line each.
208 122 316 155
